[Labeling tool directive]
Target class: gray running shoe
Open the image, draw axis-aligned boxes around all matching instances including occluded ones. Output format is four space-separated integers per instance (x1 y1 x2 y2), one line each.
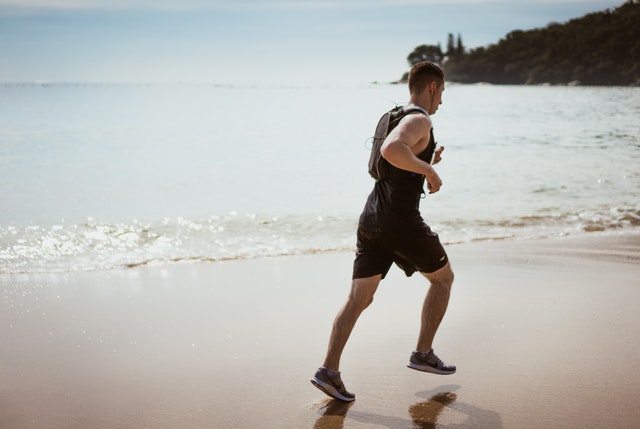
311 368 356 402
407 350 456 375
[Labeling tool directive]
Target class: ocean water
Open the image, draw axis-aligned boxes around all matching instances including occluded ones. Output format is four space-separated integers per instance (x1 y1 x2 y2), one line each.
1 83 639 273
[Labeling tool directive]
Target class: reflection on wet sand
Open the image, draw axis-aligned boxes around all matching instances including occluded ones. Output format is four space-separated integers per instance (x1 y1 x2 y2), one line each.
313 399 354 429
411 387 502 429
409 392 458 429
313 387 502 429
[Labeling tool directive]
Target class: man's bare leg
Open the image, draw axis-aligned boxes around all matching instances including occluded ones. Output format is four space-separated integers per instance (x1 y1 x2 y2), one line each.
322 274 382 371
416 262 454 353
312 275 382 401
407 262 455 374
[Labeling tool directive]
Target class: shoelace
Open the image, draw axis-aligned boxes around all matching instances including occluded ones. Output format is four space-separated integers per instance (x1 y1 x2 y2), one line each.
418 351 445 368
327 372 346 390
432 354 447 369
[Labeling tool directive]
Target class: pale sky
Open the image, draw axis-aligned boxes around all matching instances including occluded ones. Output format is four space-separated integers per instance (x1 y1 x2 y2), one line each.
0 0 624 84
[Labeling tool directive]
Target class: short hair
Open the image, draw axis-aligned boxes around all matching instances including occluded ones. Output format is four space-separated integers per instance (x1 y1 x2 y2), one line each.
408 61 445 95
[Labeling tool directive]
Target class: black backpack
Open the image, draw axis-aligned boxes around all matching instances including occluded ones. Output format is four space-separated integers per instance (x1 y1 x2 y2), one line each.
367 105 429 180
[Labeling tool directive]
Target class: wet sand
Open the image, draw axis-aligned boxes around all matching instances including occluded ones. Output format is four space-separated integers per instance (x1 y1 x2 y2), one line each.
1 231 639 428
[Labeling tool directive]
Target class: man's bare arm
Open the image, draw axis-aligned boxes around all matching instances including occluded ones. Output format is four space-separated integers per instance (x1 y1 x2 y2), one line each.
380 114 443 194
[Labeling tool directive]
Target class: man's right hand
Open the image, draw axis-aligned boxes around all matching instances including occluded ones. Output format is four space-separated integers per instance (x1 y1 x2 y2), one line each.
425 169 442 194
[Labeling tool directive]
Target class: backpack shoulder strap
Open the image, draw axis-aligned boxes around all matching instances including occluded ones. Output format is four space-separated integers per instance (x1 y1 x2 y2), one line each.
402 105 429 116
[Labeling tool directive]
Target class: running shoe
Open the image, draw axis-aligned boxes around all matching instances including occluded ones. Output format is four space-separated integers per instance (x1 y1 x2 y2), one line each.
311 368 356 402
407 350 456 375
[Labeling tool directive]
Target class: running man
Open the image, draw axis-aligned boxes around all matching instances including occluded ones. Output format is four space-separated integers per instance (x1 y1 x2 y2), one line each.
311 61 456 402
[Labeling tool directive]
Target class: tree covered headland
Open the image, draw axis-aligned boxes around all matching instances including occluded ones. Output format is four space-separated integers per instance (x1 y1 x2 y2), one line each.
403 0 640 85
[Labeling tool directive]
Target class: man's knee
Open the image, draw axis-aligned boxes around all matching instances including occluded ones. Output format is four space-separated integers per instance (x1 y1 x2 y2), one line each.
350 294 374 311
349 275 381 311
442 266 454 287
422 262 454 290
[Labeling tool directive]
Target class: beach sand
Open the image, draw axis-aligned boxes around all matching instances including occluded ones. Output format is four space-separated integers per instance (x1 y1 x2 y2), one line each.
1 231 639 428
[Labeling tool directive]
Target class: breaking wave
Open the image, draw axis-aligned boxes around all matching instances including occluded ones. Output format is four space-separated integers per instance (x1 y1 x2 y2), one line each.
1 205 639 274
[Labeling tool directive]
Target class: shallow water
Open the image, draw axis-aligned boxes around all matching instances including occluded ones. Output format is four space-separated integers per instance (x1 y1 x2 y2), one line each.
1 83 639 272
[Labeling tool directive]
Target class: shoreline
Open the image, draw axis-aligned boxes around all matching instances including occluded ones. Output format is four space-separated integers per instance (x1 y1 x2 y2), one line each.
1 231 639 428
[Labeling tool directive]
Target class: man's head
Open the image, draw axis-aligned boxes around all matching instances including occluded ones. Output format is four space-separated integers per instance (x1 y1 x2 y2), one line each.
408 61 445 94
408 61 445 115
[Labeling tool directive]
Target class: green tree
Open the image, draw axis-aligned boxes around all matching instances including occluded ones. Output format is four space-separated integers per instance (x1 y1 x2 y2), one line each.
407 44 444 66
446 33 455 57
456 33 464 56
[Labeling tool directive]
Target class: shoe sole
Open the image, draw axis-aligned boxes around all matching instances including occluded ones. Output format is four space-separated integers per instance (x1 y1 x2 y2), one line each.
310 377 356 402
407 362 456 375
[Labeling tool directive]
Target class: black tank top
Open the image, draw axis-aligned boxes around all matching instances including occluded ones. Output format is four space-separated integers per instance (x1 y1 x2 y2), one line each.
358 129 436 231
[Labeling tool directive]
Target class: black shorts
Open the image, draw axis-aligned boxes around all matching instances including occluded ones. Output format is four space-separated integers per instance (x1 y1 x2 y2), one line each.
352 224 448 279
